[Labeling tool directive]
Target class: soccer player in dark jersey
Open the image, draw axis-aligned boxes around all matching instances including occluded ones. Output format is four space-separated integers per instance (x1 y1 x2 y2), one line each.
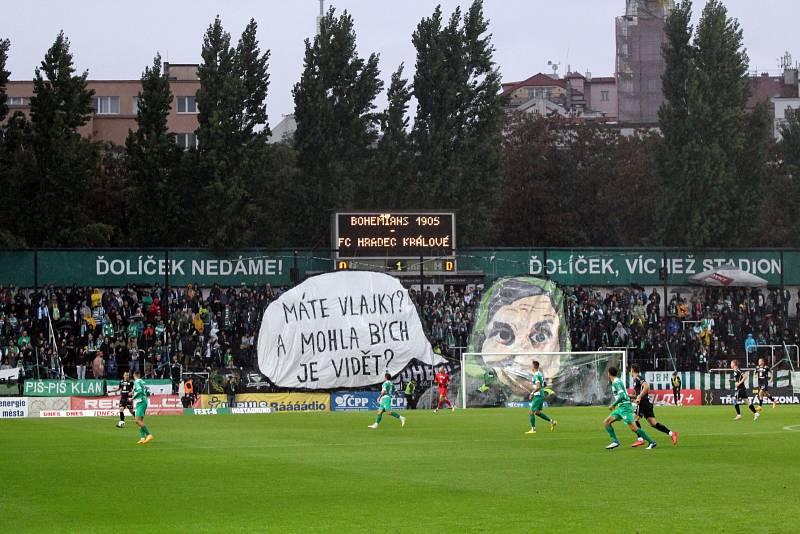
433 366 454 413
731 359 758 421
117 371 134 428
755 357 777 410
630 365 678 447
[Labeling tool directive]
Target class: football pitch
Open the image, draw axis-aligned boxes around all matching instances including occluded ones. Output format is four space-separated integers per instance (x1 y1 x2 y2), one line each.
1 406 799 533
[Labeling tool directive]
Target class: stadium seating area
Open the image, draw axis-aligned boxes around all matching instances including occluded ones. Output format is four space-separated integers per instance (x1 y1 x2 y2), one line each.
565 285 796 370
0 283 796 379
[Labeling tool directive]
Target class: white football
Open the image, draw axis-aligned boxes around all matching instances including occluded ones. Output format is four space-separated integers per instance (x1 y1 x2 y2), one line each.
116 421 126 428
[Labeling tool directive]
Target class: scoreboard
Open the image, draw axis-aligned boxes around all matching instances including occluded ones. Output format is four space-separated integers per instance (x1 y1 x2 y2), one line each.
333 212 456 259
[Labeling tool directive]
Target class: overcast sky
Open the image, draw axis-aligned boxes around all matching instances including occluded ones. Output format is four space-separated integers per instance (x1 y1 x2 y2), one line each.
4 1 797 122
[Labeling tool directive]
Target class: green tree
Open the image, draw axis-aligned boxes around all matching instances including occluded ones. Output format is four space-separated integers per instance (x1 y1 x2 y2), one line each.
196 17 272 248
369 64 411 207
736 102 773 244
26 31 99 246
411 0 504 245
495 114 565 246
659 0 750 247
124 54 182 245
293 7 383 245
764 108 800 246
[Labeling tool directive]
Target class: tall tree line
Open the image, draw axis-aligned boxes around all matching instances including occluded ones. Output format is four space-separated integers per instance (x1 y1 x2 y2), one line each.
1 0 799 250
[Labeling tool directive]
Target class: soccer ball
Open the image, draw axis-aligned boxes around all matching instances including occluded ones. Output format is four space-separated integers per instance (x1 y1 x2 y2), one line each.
116 421 126 428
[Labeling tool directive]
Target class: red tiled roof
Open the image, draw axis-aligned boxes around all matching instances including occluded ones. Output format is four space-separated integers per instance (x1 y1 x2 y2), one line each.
501 73 567 95
748 75 797 109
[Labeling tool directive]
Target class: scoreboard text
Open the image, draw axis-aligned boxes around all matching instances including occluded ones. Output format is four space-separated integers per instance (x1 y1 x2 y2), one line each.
334 212 456 258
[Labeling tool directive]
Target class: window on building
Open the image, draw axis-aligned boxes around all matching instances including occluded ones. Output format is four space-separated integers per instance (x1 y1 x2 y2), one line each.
7 96 31 106
176 96 198 114
175 133 198 150
527 87 552 100
132 96 140 116
95 96 120 115
601 91 609 102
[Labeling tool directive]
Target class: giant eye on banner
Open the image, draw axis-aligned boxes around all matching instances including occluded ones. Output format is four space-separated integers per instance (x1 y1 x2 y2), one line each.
257 271 445 389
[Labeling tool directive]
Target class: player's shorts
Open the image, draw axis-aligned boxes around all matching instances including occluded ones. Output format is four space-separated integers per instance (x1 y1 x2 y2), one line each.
438 387 448 398
758 382 769 392
120 396 133 409
610 405 635 425
379 396 392 411
135 402 148 418
735 388 749 401
529 395 545 412
636 401 655 420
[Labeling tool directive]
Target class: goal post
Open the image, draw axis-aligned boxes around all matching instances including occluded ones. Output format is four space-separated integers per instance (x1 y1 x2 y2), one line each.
459 350 626 409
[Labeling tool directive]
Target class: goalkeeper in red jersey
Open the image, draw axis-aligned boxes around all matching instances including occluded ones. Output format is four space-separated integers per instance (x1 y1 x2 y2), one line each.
433 366 455 413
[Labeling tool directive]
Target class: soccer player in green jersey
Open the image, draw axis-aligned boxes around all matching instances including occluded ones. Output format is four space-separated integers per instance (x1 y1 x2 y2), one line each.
525 360 557 434
368 373 406 429
132 370 154 445
603 367 656 450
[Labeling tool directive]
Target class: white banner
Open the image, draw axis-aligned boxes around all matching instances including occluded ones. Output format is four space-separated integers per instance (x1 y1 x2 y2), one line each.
257 271 445 388
0 397 28 418
0 367 21 381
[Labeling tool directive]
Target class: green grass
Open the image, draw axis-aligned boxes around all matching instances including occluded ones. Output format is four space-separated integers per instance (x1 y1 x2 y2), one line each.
1 406 799 533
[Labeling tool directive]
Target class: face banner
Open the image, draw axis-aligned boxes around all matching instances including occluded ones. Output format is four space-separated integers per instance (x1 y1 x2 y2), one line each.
463 277 611 407
257 271 445 389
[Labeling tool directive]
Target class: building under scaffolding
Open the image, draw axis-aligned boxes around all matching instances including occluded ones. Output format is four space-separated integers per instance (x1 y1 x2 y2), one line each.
616 0 674 124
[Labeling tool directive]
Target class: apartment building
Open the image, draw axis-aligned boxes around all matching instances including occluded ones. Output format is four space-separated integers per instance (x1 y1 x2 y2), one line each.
3 63 200 148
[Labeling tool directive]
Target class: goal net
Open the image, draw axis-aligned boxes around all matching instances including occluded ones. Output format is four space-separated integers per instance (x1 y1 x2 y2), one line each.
459 350 626 408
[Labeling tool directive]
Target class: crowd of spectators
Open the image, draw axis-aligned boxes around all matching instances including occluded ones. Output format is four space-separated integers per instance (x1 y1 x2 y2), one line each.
1 281 796 381
410 286 481 359
0 284 282 381
565 285 798 370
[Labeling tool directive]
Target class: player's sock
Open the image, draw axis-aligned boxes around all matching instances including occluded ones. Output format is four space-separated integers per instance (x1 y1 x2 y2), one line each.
139 427 146 439
635 420 642 429
654 423 670 435
529 414 537 429
120 412 125 422
605 425 618 442
635 428 655 444
445 399 452 408
536 412 552 422
759 397 764 407
375 413 383 424
436 399 442 410
142 426 150 436
390 412 401 419
748 404 757 414
734 404 741 415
